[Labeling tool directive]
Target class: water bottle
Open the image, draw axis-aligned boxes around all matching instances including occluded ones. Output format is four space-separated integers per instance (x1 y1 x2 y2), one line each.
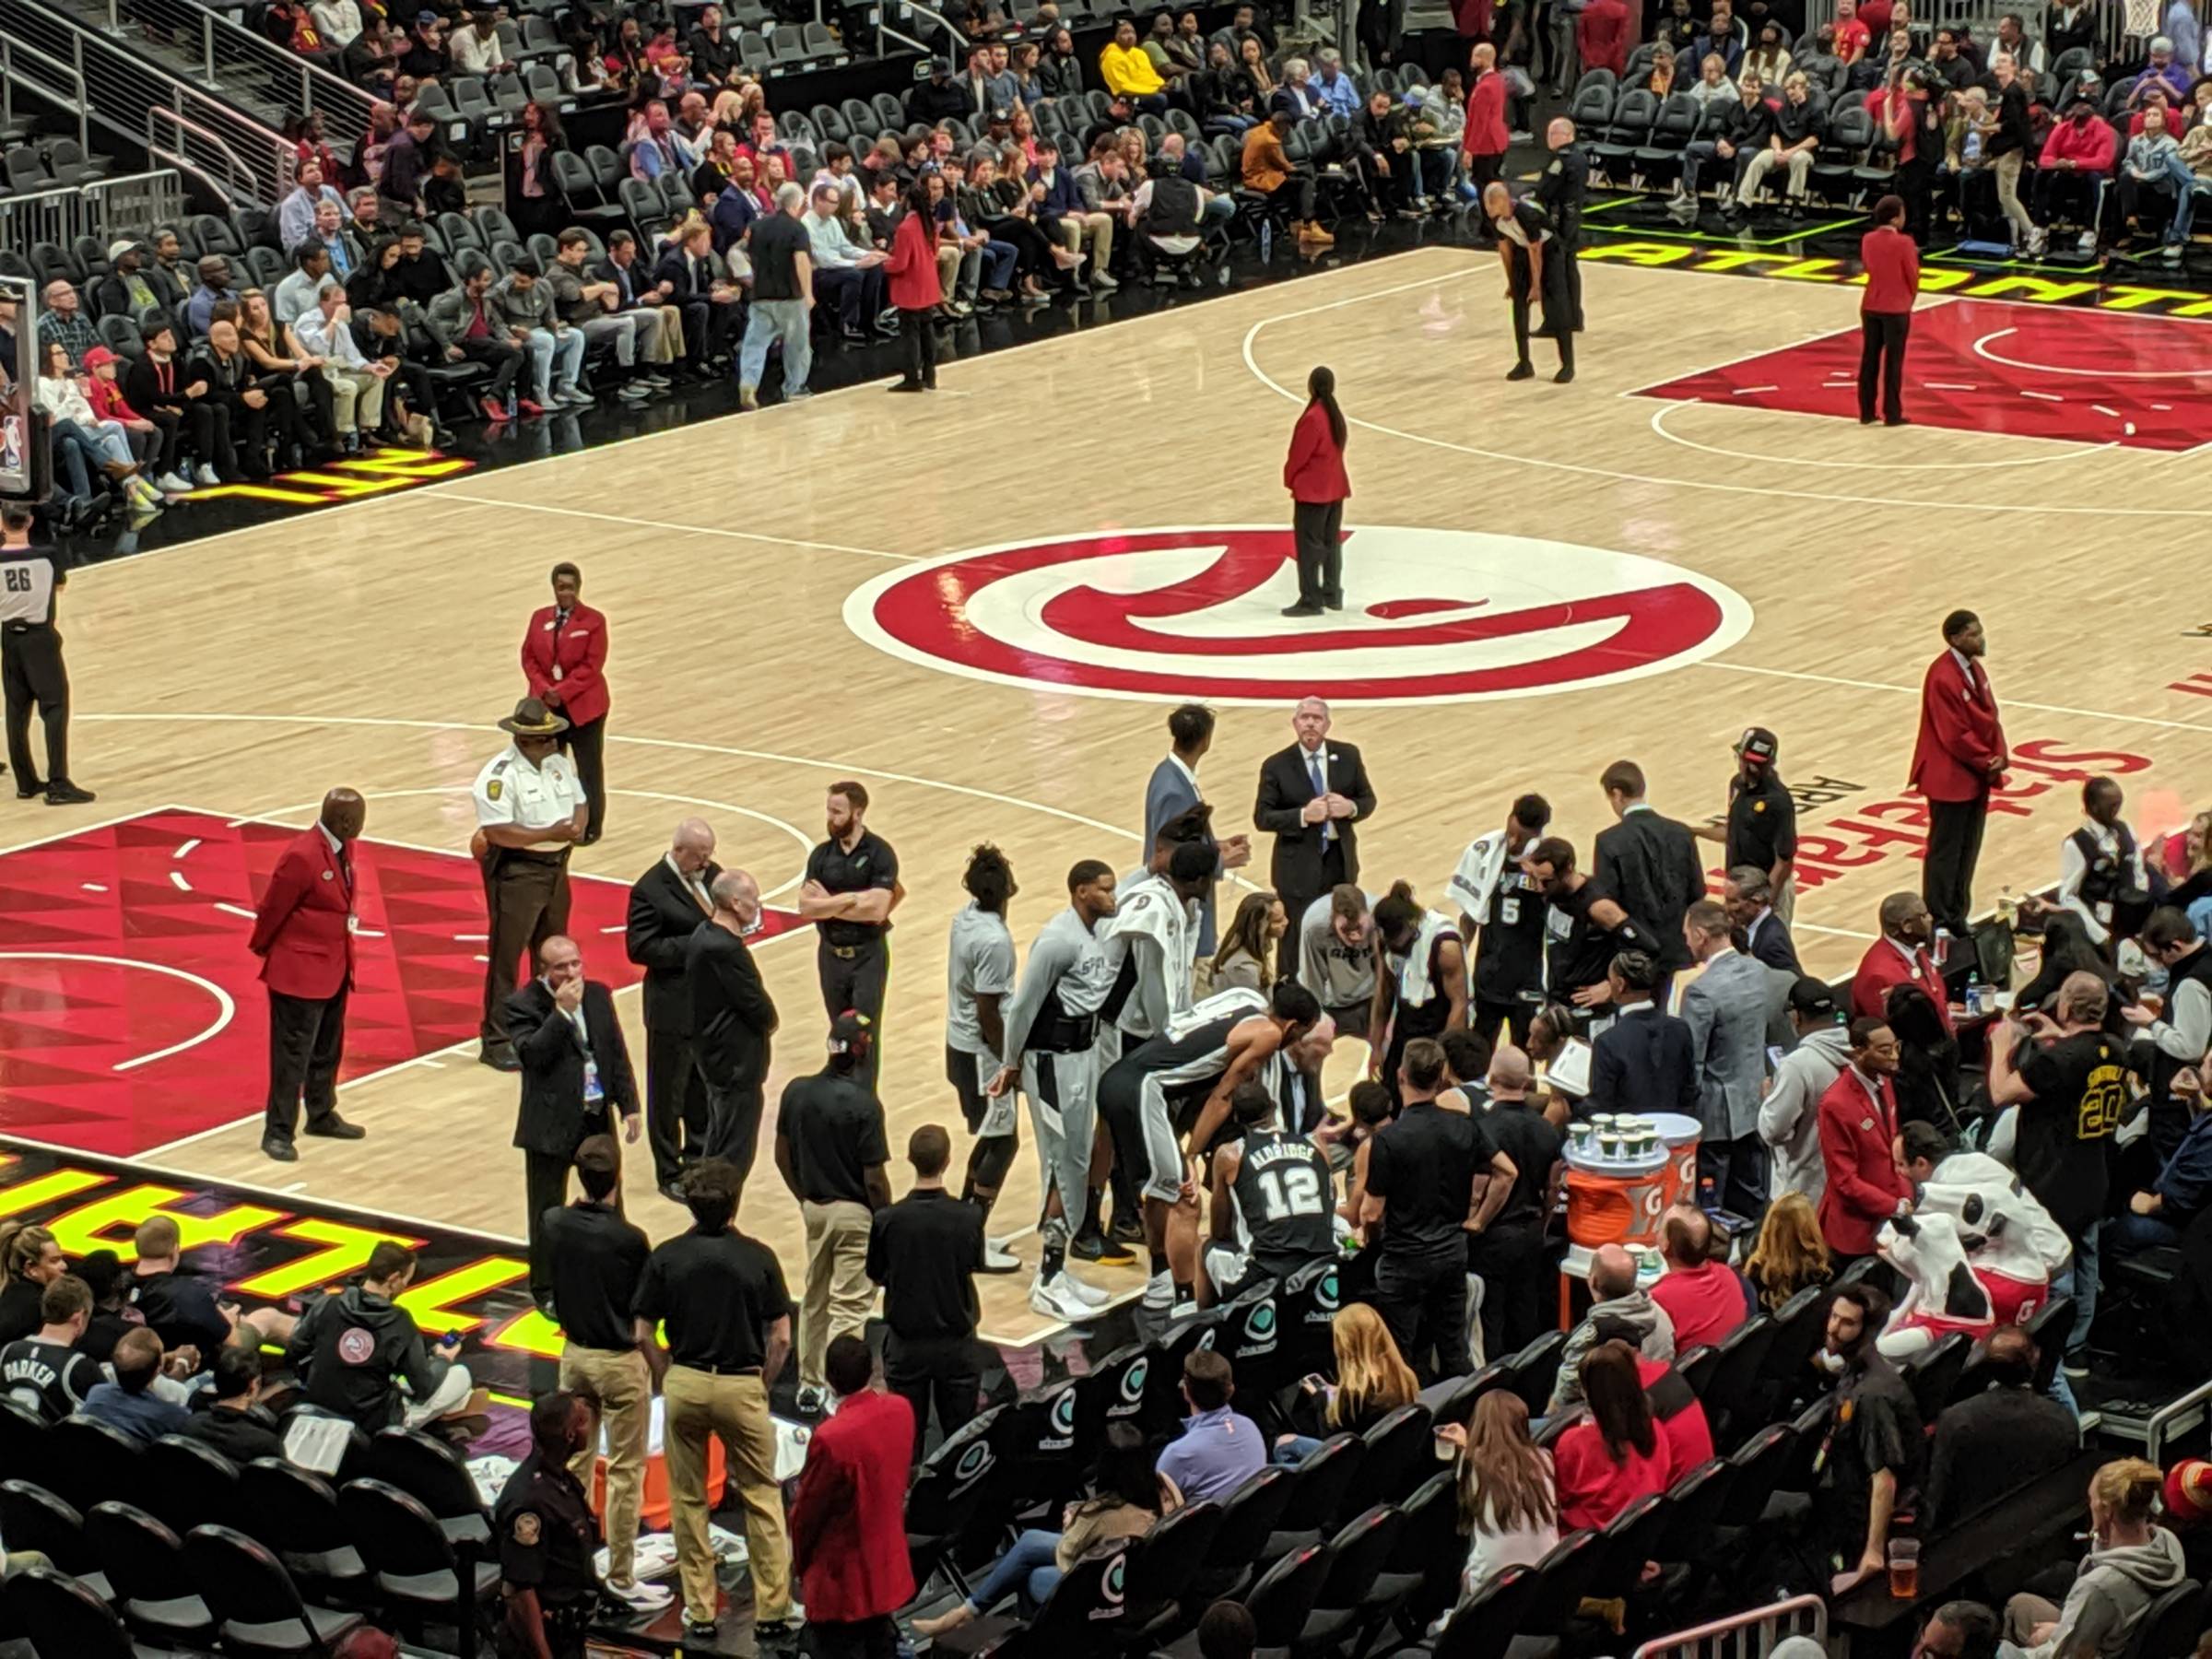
1965 971 1983 1018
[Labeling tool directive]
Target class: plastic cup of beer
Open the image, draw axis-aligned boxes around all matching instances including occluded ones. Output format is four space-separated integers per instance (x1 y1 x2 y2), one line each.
1888 1539 1921 1600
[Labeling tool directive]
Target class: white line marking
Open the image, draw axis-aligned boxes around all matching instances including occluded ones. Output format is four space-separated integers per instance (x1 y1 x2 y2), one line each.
81 882 107 893
0 951 237 1072
1648 400 2105 471
1924 382 1979 391
454 932 488 942
2092 404 2121 418
433 493 919 563
1731 384 1779 394
168 869 192 892
2020 389 2065 402
173 839 201 859
215 901 256 920
1973 324 2212 378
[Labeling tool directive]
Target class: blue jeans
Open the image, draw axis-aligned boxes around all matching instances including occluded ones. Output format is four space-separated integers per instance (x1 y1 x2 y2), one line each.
977 241 1018 290
736 298 813 397
2111 1211 2182 1252
964 1529 1063 1614
2160 149 2201 240
1274 1433 1324 1465
2053 1218 2103 1359
521 326 586 401
50 424 96 502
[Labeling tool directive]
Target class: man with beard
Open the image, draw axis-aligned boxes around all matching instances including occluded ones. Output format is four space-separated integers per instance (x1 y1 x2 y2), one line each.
1523 836 1660 1021
1452 793 1552 1046
1813 1281 1923 1587
1850 891 1954 1034
798 782 902 1089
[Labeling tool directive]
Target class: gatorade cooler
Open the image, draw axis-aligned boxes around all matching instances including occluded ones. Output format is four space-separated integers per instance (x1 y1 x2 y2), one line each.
1646 1112 1703 1215
589 1396 726 1529
1563 1145 1672 1250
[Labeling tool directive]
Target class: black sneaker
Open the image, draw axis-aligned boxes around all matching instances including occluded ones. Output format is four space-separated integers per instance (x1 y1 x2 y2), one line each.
1280 602 1324 618
44 782 96 806
1108 1213 1145 1247
261 1136 299 1163
687 1621 722 1643
303 1115 367 1140
755 1617 802 1643
15 781 45 801
1069 1230 1135 1265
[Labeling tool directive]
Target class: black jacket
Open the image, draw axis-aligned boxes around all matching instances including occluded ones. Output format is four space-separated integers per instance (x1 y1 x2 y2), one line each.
1588 1006 1700 1119
626 857 720 1033
653 246 721 299
905 78 975 124
286 1284 447 1432
123 351 196 418
688 924 778 1088
1254 739 1377 898
1747 912 1801 973
1594 809 1705 971
506 979 640 1154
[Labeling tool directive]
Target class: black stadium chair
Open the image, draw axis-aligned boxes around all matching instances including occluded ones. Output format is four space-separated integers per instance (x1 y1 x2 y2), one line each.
1340 1404 1433 1517
0 1398 60 1494
1301 1505 1406 1653
908 1405 1015 1602
1074 1343 1154 1455
185 1524 367 1658
0 1480 108 1599
1190 1465 1293 1601
6 1566 139 1659
1003 1379 1086 1513
1426 1360 1510 1430
1117 1497 1224 1643
51 1414 143 1515
2120 1580 2203 1659
1423 1562 1532 1659
1145 1311 1225 1436
236 1458 372 1603
336 1477 501 1635
144 1433 241 1535
85 1501 218 1648
931 1542 1135 1659
1264 1432 1363 1557
1506 1330 1567 1416
364 1427 492 1549
1363 1469 1457 1638
1518 1527 1605 1638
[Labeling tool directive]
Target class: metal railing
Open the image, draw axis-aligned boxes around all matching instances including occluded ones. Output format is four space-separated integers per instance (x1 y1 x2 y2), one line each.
1802 0 2144 59
0 169 188 254
83 0 375 154
1633 1594 1829 1659
1 0 292 201
0 35 93 150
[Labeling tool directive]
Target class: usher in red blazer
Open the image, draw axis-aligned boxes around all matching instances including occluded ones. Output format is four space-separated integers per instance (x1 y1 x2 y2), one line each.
520 602 611 728
249 827 356 1000
1909 648 2006 803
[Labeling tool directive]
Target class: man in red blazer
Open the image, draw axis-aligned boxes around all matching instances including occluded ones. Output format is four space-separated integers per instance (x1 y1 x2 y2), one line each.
1462 43 1511 210
790 1335 915 1659
249 788 371 1162
1816 1017 1912 1266
521 561 611 845
1850 890 1955 1037
1909 608 2007 945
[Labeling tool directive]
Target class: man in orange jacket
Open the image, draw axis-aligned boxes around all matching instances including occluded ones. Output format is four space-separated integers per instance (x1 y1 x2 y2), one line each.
1241 110 1334 246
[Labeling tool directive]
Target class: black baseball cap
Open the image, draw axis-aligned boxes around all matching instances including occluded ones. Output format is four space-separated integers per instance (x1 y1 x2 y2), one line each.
1735 726 1779 766
830 1010 874 1053
1788 977 1839 1018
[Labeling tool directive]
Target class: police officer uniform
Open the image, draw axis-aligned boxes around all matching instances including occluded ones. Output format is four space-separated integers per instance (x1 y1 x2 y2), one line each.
806 827 899 1087
1 535 93 805
1532 137 1589 333
494 1446 603 1659
473 698 588 1068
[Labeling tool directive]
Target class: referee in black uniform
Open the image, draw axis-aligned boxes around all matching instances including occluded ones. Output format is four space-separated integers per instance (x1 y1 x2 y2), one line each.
1 503 94 806
866 1123 984 1462
798 781 901 1088
495 1390 606 1659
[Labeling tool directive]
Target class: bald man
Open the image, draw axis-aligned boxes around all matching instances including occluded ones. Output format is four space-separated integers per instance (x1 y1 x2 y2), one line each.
251 788 371 1162
688 869 781 1192
1254 696 1377 977
627 818 724 1199
508 933 641 1314
1466 1043 1566 1358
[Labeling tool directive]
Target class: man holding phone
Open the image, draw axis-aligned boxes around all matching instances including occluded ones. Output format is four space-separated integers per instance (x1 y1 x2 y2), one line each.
286 1241 477 1432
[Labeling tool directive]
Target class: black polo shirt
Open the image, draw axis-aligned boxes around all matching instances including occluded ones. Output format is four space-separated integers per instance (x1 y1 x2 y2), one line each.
544 1200 650 1352
1366 1100 1496 1259
781 1066 888 1206
806 829 899 948
633 1224 791 1371
494 1450 601 1607
866 1189 982 1342
1724 771 1798 877
750 208 812 301
1479 1099 1564 1231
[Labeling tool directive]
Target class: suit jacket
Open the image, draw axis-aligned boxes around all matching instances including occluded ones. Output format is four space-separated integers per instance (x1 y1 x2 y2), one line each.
626 856 721 1033
1909 650 2006 803
1254 739 1375 900
248 827 356 1000
653 246 719 300
1677 948 1770 1142
1587 1006 1699 1121
1745 909 1801 973
1851 936 1955 1035
1144 755 1218 954
688 924 778 1089
790 1386 917 1623
520 602 610 728
1594 807 1706 971
505 979 640 1157
1815 1065 1910 1256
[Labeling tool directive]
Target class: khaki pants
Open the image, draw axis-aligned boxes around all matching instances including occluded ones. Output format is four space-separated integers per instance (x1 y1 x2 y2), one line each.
2004 1592 2062 1647
1736 146 1812 205
324 364 387 434
663 1366 790 1628
1053 210 1113 268
634 303 684 364
559 1345 651 1587
1771 870 1796 925
799 1198 874 1391
1993 147 2036 239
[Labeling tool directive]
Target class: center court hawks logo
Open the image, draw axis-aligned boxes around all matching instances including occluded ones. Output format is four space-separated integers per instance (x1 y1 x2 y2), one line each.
844 526 1753 706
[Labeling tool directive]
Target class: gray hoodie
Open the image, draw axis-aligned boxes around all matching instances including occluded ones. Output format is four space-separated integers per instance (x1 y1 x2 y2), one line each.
2023 1529 2187 1659
1759 1024 1852 1205
1549 1287 1676 1411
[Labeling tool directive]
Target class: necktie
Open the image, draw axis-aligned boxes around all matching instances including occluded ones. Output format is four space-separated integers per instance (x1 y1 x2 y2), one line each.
1309 750 1333 844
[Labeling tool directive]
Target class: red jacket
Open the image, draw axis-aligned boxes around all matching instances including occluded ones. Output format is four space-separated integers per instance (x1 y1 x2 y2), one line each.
521 602 610 729
1816 1065 1911 1257
1283 399 1350 503
1851 935 1955 1034
1859 225 1920 315
884 210 943 312
2040 113 2118 172
1909 648 2006 803
1576 0 1630 76
789 1388 916 1623
248 826 357 1000
1463 70 1509 159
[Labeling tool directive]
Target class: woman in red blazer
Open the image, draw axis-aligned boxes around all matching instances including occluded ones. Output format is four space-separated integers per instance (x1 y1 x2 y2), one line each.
1816 1018 1913 1265
521 561 610 843
885 180 945 394
1857 191 1921 426
1282 364 1350 618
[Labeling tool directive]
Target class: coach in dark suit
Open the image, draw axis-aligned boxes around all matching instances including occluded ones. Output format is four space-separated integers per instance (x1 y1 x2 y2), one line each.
1254 696 1377 977
625 818 721 1200
687 867 779 1195
249 788 371 1162
1143 702 1250 957
1594 759 1706 976
1725 865 1801 973
1585 950 1699 1120
506 932 641 1313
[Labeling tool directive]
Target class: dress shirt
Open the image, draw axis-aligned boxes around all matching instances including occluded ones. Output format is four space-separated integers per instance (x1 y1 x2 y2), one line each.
805 211 867 267
1302 744 1335 844
293 305 371 368
666 852 714 913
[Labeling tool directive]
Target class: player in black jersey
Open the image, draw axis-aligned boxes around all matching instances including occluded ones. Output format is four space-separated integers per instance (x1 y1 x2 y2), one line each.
1203 1082 1337 1304
1458 794 1551 1047
1522 836 1655 1021
1370 880 1468 1109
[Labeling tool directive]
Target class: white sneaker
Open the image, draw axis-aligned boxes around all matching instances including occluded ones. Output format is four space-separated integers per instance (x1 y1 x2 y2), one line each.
1141 1269 1174 1311
981 1241 1022 1274
604 1579 675 1612
794 1384 827 1416
193 464 221 487
1030 1272 1095 1322
1091 271 1119 290
155 471 194 494
1061 1270 1112 1308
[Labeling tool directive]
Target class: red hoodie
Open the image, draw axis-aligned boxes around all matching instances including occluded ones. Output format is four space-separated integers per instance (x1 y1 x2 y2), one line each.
86 372 143 425
2041 112 2118 171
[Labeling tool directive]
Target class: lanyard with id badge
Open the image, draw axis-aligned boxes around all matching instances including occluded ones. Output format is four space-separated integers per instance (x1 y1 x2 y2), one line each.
569 1006 603 1105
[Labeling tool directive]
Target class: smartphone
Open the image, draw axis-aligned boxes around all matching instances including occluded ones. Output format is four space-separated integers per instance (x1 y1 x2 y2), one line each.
442 1330 464 1347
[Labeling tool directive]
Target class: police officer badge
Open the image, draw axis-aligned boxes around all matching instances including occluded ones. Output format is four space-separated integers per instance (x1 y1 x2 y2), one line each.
513 1512 541 1546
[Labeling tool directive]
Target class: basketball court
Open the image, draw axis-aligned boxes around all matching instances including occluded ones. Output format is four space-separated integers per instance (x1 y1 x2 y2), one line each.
6 244 2210 1347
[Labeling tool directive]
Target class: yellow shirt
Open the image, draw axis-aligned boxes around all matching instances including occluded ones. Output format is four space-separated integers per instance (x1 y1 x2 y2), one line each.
1100 41 1165 96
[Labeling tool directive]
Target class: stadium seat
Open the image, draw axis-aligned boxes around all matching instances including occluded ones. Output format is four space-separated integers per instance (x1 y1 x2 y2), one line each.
236 1458 373 1603
4 1568 140 1659
1419 1561 1532 1659
0 1479 108 1599
142 1433 241 1536
337 1477 502 1631
51 1415 143 1517
85 1501 218 1648
185 1524 367 1658
362 1427 491 1550
1263 1431 1362 1557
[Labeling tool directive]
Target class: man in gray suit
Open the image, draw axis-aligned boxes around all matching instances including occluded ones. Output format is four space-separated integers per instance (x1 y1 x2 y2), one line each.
1142 703 1249 957
1677 898 1771 1220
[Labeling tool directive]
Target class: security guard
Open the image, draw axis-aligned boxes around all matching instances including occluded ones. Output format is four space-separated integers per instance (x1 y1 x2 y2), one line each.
1704 725 1798 924
798 780 901 1088
1 503 94 806
1531 117 1589 335
495 1389 605 1658
474 697 588 1071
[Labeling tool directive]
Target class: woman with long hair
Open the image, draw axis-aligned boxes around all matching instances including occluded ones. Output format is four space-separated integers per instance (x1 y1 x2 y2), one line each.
0 1222 65 1342
238 288 337 454
884 178 945 392
1010 104 1043 171
1275 1303 1420 1461
1281 363 1348 616
1205 891 1287 994
1551 1340 1670 1530
1745 1190 1832 1310
513 100 568 236
1440 1390 1559 1594
1240 33 1277 101
914 1422 1160 1634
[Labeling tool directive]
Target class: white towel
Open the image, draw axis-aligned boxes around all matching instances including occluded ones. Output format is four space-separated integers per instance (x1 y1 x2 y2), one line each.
1394 909 1458 1006
1446 830 1510 921
1100 872 1196 1021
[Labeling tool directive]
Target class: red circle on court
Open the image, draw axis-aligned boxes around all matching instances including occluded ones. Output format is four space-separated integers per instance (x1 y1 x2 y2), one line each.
843 525 1753 705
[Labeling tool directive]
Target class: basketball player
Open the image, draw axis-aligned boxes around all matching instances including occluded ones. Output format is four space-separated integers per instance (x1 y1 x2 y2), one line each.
1370 881 1468 1106
1297 885 1378 1045
944 843 1021 1272
1522 836 1658 1019
1453 794 1553 1046
1202 1081 1339 1305
991 859 1122 1322
1098 979 1322 1312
